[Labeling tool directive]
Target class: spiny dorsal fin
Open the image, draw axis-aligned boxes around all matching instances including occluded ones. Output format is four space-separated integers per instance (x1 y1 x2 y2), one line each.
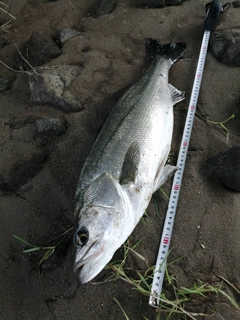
120 141 141 185
84 172 121 207
169 84 185 105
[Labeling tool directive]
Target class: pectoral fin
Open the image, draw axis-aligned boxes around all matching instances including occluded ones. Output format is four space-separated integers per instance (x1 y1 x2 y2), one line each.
169 84 185 105
153 165 178 193
84 172 121 207
120 141 141 185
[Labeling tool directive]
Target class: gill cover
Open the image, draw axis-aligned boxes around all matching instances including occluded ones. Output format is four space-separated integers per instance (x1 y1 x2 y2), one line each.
73 172 134 283
83 172 123 208
74 172 125 248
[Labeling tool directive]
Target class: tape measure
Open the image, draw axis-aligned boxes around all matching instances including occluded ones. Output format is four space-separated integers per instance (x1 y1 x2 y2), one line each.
149 0 224 307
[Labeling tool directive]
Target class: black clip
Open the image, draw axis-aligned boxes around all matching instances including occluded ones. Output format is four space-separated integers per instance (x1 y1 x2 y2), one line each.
221 2 230 13
204 0 222 32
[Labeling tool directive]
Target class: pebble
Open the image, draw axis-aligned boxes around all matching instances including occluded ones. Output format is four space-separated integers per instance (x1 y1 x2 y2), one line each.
233 1 240 8
58 29 80 46
14 31 61 70
210 29 240 67
91 0 117 17
29 66 83 113
35 118 67 136
206 147 240 191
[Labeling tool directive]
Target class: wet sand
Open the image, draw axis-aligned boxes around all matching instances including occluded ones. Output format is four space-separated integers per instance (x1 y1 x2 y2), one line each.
0 1 240 319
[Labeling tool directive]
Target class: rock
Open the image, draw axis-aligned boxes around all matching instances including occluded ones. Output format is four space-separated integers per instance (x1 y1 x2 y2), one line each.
35 118 67 136
8 153 48 191
137 0 183 8
58 29 80 46
210 29 240 67
233 1 240 8
14 31 61 70
0 74 16 92
5 116 67 147
92 0 117 17
206 147 240 191
29 65 83 113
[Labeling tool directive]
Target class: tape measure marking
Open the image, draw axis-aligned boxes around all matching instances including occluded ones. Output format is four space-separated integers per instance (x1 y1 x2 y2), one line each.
149 30 211 307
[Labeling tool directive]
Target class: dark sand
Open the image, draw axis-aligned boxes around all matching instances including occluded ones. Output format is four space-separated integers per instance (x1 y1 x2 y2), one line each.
0 1 240 319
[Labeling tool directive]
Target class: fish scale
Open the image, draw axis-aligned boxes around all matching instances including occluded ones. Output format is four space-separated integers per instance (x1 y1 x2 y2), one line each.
77 59 172 190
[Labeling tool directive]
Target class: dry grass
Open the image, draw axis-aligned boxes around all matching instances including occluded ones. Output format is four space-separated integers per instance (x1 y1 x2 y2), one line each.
0 1 15 31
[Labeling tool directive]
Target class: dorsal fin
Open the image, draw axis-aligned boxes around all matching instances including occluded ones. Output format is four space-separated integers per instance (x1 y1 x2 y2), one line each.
120 141 141 185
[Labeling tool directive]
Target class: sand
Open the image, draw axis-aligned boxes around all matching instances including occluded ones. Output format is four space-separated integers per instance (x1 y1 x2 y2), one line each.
0 0 240 319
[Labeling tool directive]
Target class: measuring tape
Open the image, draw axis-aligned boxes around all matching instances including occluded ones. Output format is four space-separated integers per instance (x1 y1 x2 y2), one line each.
149 0 224 307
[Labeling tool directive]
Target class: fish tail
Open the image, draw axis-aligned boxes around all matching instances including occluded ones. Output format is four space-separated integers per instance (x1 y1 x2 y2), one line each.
146 39 186 64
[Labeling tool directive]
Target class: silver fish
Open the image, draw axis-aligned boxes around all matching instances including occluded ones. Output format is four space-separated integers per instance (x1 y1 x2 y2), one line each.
73 39 186 283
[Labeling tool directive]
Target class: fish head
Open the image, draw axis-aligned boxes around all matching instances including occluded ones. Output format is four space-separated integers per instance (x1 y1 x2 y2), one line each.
73 173 133 283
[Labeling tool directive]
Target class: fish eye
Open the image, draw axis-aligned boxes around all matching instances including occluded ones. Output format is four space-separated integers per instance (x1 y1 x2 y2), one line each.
74 226 89 247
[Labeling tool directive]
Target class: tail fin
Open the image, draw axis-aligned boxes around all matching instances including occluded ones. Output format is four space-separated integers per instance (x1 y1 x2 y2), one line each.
146 39 186 64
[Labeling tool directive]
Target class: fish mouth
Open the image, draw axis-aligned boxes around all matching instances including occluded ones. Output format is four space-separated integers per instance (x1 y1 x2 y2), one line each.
73 240 98 271
73 253 98 275
73 240 104 283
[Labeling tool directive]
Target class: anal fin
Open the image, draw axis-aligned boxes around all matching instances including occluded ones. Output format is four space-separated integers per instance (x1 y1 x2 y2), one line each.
153 164 178 193
169 84 185 105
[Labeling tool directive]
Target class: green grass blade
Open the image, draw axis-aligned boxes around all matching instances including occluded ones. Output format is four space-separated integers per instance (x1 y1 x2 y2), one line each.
217 288 240 310
23 247 43 253
13 235 37 248
113 298 130 320
159 188 170 200
216 274 240 295
137 271 150 291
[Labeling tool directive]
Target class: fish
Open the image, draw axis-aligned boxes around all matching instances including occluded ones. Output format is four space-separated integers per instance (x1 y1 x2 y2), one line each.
73 39 186 284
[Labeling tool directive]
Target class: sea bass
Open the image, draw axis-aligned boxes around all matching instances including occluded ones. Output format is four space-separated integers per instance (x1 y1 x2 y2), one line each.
73 39 186 283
